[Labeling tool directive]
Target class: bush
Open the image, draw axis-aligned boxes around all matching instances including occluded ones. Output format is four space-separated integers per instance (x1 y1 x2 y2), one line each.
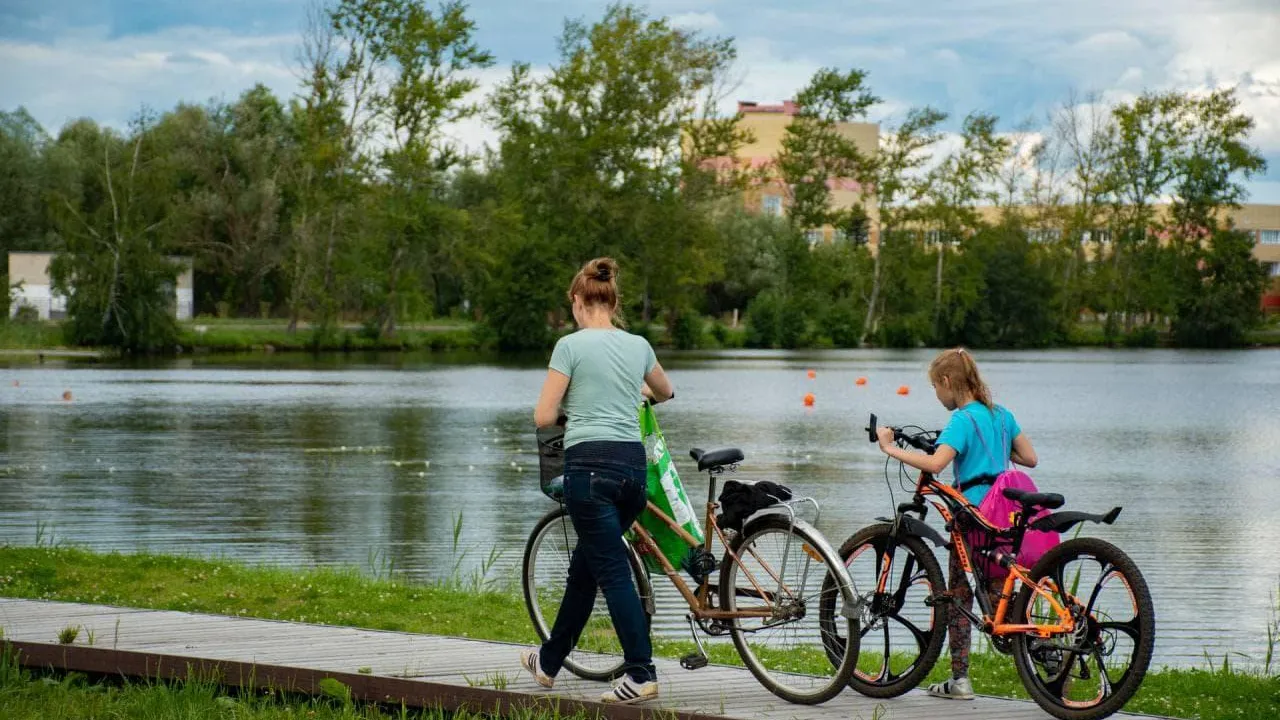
745 291 783 348
878 318 925 349
12 305 39 325
819 304 862 348
670 310 703 350
1123 325 1161 348
708 321 746 349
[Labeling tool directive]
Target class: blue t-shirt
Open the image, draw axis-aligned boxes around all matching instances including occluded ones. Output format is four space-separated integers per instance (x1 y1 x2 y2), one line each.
937 402 1021 505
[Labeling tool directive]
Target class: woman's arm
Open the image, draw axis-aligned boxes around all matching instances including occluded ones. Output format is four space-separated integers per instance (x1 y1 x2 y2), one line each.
643 361 673 403
534 369 570 427
1010 432 1038 468
876 427 957 475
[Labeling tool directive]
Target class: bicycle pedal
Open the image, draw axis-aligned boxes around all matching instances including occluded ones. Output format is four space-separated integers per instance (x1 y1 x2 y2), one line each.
679 653 709 670
924 592 954 607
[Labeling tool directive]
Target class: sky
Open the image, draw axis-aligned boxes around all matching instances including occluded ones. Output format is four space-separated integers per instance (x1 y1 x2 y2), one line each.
2 0 1278 202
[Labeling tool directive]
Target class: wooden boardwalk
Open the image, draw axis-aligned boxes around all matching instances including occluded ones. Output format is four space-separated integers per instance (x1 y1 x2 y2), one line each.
0 599 1164 720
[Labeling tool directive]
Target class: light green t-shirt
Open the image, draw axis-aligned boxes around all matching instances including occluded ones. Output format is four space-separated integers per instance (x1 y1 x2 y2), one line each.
549 329 658 448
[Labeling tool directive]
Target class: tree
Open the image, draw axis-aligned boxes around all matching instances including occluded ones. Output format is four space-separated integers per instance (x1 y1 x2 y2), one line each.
859 107 947 345
1172 229 1266 347
775 68 879 231
923 112 1010 339
489 3 740 339
0 108 52 256
47 118 181 353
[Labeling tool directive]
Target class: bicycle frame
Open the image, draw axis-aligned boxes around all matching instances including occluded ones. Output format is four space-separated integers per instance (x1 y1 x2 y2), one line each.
881 470 1075 639
625 469 810 622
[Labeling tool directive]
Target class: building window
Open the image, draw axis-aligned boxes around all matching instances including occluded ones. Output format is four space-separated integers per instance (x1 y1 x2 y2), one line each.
805 229 823 245
1260 230 1280 245
832 229 847 244
1084 228 1112 244
762 194 783 217
1029 228 1062 243
1269 262 1280 278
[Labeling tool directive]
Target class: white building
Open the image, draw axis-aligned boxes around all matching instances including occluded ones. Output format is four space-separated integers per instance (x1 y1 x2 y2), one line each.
8 252 194 320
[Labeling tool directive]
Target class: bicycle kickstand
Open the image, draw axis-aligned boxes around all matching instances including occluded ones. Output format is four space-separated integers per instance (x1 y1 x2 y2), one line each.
679 614 710 670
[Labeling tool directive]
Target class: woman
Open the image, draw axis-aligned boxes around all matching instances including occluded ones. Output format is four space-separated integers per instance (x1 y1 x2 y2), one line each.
520 257 673 705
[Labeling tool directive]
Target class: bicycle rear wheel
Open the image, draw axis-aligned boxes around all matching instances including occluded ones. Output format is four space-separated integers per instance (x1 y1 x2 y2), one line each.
1011 536 1155 720
720 514 859 705
522 506 648 681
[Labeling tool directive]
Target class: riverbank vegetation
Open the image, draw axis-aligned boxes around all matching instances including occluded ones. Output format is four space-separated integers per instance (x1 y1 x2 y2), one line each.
2 544 1277 719
0 3 1272 355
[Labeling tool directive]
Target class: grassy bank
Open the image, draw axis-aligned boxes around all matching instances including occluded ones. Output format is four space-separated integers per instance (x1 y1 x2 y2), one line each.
0 650 596 720
2 546 1278 719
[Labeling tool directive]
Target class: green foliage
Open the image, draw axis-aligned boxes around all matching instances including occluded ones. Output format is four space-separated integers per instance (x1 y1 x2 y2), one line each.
670 309 704 350
1172 229 1267 348
0 5 1269 354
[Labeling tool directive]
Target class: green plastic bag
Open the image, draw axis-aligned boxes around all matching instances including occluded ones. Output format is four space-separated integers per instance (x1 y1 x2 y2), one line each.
635 403 704 571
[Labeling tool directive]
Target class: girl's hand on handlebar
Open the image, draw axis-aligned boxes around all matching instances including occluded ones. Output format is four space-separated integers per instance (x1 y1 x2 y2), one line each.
876 426 896 450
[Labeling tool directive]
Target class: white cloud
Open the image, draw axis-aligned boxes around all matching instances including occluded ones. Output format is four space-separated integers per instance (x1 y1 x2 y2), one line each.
0 25 299 132
668 12 721 31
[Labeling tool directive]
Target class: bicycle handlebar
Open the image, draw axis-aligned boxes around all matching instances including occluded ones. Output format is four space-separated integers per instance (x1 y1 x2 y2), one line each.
865 413 939 454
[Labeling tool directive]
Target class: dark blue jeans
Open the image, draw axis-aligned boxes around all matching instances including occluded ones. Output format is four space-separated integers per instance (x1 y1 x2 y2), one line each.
538 440 656 683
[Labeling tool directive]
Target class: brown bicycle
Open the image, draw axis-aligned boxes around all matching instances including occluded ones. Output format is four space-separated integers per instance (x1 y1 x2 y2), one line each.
522 446 862 705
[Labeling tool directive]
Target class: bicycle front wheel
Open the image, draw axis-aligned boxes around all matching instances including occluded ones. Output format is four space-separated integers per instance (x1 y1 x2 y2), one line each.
720 514 859 705
819 523 946 698
522 506 646 681
1011 536 1155 720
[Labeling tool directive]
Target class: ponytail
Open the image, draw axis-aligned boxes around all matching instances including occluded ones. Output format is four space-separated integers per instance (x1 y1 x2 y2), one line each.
929 347 992 409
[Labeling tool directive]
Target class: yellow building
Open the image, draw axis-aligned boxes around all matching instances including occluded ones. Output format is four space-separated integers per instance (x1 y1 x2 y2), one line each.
729 101 880 245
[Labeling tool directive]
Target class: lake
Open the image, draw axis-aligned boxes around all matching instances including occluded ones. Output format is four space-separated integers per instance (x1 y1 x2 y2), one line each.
1 348 1277 669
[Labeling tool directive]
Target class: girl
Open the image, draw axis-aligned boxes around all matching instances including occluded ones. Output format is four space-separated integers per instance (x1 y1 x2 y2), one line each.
875 347 1038 700
522 257 674 705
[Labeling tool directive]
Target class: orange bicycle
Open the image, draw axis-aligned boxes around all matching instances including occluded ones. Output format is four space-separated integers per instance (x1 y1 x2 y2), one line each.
817 414 1154 720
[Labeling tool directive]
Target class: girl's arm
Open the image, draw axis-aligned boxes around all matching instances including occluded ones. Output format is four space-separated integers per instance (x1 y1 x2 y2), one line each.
1010 432 1038 468
876 427 957 475
534 369 570 428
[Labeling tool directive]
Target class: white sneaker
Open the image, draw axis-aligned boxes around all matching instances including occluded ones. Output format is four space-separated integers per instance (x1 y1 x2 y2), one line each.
600 676 659 704
520 648 555 688
927 676 975 700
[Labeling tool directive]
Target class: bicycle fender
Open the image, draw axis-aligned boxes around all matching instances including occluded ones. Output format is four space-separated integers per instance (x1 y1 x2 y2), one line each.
1029 507 1122 534
740 514 861 612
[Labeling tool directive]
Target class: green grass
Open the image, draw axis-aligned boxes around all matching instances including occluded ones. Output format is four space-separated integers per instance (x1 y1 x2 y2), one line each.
178 324 483 354
0 649 598 720
2 545 1278 719
0 321 73 350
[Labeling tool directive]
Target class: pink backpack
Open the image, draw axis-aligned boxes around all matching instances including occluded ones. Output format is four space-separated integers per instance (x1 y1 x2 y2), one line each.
962 410 1060 581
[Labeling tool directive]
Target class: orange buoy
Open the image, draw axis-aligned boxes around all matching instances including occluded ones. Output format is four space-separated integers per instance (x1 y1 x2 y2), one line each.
806 369 816 379
803 392 815 407
855 376 868 386
11 380 18 387
896 385 910 396
62 390 72 401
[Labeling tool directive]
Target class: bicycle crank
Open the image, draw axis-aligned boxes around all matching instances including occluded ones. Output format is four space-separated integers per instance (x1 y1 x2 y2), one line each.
681 613 710 671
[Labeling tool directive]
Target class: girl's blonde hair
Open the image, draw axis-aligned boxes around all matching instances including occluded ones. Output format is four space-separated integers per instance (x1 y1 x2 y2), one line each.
929 347 992 409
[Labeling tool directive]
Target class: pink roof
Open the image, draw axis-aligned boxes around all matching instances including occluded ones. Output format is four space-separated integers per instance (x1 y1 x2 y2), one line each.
738 100 800 115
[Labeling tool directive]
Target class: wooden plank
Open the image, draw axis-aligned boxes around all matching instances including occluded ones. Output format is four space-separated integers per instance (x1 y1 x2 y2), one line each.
0 599 1170 720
